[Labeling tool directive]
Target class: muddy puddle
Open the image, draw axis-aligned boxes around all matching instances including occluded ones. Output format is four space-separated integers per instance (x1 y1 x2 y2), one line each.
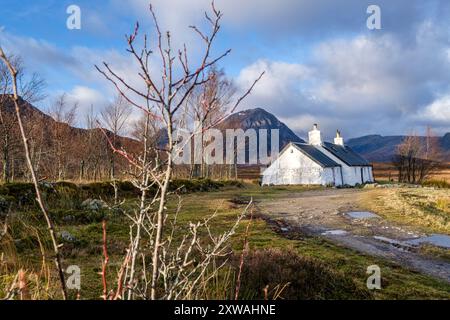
322 229 348 236
406 234 450 249
346 211 380 219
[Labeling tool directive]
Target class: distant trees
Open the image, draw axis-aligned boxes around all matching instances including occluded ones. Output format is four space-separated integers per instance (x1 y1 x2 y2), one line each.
185 67 236 179
100 95 131 180
48 93 78 181
393 128 442 184
0 91 137 183
0 83 18 183
0 55 45 183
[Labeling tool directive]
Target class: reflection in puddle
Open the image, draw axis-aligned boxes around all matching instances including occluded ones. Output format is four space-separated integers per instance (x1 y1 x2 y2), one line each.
322 229 348 236
346 211 380 219
406 234 450 249
374 234 450 249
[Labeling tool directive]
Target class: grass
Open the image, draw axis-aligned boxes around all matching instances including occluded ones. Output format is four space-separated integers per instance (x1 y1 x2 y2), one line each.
172 185 450 299
361 188 450 235
1 181 450 299
422 180 450 189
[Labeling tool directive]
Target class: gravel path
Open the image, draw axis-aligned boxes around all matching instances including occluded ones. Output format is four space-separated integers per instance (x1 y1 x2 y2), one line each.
258 188 450 283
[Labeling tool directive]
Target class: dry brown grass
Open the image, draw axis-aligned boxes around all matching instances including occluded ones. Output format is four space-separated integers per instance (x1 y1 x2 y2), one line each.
361 188 450 234
372 162 450 183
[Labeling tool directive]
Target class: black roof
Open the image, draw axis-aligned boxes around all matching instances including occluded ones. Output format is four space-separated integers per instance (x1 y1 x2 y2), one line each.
322 142 370 166
291 143 341 168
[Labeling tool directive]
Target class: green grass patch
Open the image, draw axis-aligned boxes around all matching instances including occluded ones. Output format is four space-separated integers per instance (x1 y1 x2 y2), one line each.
1 182 450 300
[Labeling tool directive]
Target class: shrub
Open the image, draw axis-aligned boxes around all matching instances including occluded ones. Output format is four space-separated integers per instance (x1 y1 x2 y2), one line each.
170 179 227 193
79 181 140 198
0 183 36 206
235 248 372 300
0 195 14 214
49 209 107 225
0 179 242 210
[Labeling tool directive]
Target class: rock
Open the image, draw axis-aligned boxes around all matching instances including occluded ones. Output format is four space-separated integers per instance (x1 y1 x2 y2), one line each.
62 215 76 223
39 181 54 189
60 231 77 243
81 199 108 211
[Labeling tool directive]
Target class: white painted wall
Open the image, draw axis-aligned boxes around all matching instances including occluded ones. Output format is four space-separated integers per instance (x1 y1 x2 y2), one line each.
362 166 374 183
261 145 342 186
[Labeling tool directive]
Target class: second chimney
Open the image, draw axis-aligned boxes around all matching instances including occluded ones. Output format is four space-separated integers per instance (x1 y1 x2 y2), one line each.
334 130 344 146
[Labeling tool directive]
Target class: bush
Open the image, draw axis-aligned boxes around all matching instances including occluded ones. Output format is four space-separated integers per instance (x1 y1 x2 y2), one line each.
0 183 36 206
169 179 241 193
49 209 107 225
0 195 14 214
79 181 140 198
235 248 372 300
0 179 243 210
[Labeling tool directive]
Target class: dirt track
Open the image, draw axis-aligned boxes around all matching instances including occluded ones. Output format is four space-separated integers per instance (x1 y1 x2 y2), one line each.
258 188 450 283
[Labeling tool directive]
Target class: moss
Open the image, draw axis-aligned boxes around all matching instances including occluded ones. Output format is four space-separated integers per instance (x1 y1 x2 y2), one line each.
49 208 107 225
0 183 36 206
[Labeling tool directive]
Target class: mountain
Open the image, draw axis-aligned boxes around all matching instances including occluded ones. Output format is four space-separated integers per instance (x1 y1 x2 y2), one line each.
215 108 304 149
7 98 445 166
347 134 450 162
0 95 139 148
442 133 450 150
0 95 141 180
215 107 450 163
1 95 54 123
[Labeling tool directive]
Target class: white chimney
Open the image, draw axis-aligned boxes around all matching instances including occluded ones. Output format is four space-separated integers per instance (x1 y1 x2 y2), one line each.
308 124 322 146
334 130 344 146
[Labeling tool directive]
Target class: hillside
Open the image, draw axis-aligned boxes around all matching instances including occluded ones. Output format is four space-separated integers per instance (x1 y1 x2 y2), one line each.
0 95 139 147
347 134 450 162
0 96 141 181
3 98 448 167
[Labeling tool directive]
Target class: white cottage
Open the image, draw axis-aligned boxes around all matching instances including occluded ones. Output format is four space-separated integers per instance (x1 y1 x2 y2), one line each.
262 124 374 186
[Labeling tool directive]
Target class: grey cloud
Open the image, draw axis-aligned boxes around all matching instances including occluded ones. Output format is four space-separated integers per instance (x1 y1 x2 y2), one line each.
236 22 450 138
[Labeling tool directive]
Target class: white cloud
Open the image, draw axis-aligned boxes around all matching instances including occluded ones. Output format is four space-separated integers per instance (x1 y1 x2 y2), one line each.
3 0 450 137
235 27 450 137
419 96 450 123
116 0 431 39
237 59 312 104
0 31 76 69
48 86 109 127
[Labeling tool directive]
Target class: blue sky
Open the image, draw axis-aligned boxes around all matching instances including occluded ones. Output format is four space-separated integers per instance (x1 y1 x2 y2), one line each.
1 0 450 139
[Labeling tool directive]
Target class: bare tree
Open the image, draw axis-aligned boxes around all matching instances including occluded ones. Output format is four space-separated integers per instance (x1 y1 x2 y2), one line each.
0 63 17 183
82 105 104 181
0 57 45 183
48 93 78 181
100 95 132 180
393 128 442 184
0 48 67 299
185 67 236 178
96 2 262 300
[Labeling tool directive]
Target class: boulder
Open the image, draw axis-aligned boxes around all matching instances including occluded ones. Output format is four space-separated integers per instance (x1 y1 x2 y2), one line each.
81 199 109 211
